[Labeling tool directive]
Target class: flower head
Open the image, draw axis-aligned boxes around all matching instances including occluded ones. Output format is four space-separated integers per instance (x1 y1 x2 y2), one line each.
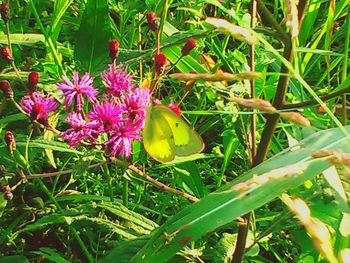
101 63 134 97
56 72 97 112
61 112 99 147
123 87 151 128
87 100 124 133
105 122 141 157
20 91 59 121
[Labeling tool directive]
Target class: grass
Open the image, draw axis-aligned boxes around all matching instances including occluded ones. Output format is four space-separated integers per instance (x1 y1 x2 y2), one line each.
0 0 349 262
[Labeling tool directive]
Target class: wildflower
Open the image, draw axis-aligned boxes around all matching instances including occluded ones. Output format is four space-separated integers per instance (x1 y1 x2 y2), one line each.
108 39 119 61
181 38 197 56
20 91 59 121
0 80 13 98
61 112 99 147
56 72 97 112
123 87 151 126
28 71 39 93
87 100 124 133
101 63 134 97
1 2 9 23
147 12 158 31
105 122 141 157
0 46 12 61
154 53 167 75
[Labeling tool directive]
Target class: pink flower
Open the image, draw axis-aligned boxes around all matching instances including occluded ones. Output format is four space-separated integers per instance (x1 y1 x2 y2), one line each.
20 91 59 121
87 100 124 133
61 112 99 147
56 72 97 112
123 87 151 129
101 63 134 97
105 122 141 157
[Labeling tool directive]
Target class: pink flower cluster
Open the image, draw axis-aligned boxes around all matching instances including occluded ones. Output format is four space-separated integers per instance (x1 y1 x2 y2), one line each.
58 63 151 157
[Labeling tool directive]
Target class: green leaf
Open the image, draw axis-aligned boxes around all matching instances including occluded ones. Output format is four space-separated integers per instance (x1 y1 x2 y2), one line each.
16 140 82 154
74 0 111 76
175 162 205 198
0 256 28 263
0 34 45 45
132 126 350 262
0 194 7 218
32 247 70 263
99 237 149 263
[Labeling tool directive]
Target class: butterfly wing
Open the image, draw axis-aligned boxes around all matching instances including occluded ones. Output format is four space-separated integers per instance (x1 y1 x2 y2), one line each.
143 105 176 163
154 106 204 156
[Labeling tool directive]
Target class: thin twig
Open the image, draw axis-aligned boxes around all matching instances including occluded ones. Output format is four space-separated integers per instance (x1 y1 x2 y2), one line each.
281 86 350 109
25 161 107 179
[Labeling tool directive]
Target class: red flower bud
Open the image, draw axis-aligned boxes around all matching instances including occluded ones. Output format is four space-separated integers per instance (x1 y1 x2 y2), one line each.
108 39 119 61
30 102 43 121
154 53 167 75
27 71 39 92
0 80 13 98
4 130 16 153
1 2 9 23
181 38 197 56
167 103 182 116
0 46 12 61
147 12 158 31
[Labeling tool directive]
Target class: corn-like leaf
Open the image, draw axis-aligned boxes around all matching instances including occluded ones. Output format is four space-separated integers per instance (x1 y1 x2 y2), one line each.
131 126 350 262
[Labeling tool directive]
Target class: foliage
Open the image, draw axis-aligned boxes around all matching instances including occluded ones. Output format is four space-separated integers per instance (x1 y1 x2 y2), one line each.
0 0 349 263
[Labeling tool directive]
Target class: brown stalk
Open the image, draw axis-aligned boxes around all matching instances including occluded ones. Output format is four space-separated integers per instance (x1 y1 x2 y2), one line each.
232 0 309 261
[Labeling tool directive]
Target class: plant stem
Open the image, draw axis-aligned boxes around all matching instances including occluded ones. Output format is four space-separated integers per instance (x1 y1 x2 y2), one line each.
232 1 257 262
281 86 350 109
5 19 26 88
29 0 64 75
103 162 114 202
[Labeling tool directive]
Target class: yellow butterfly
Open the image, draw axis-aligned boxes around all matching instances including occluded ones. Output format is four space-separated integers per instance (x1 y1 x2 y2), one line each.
143 105 204 163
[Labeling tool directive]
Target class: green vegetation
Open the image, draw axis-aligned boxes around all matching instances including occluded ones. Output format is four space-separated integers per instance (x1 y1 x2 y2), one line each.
0 0 349 262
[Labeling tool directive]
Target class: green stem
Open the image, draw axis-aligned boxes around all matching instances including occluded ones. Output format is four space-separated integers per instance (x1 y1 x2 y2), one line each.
123 176 128 207
29 0 64 75
341 4 350 125
103 163 114 202
36 179 94 263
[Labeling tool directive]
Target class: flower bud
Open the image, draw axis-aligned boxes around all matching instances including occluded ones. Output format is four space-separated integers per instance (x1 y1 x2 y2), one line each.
168 102 182 116
181 38 197 56
4 130 16 153
154 52 167 75
0 80 13 98
0 46 12 61
0 2 9 23
28 71 39 93
147 12 158 31
30 102 43 120
108 39 119 61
